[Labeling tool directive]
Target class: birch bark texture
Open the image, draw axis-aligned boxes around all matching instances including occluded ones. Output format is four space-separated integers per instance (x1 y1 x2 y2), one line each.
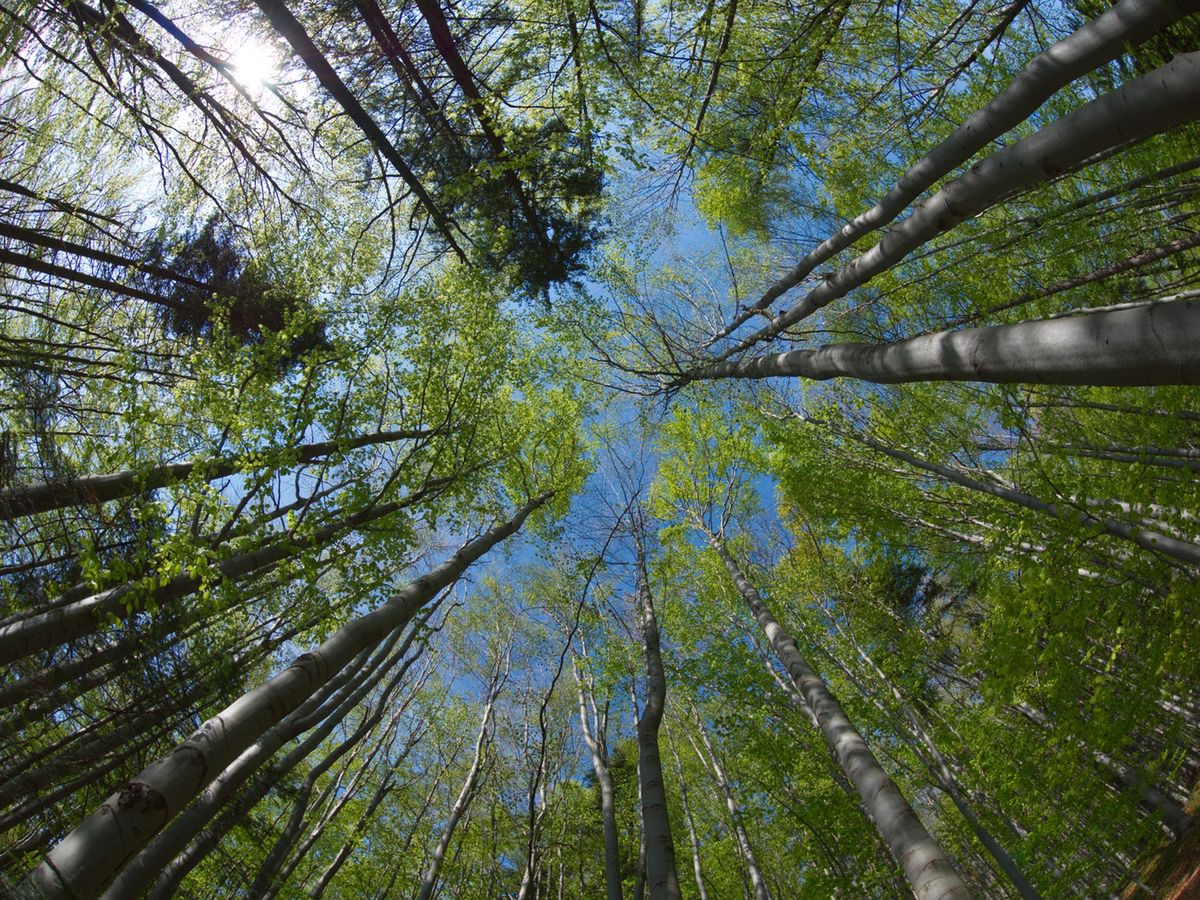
703 530 972 900
22 494 548 899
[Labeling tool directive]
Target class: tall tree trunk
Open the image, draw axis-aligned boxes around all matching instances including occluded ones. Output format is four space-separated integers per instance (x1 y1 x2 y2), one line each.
695 299 1200 387
839 426 1200 567
0 426 435 519
105 619 428 899
634 542 683 900
246 643 424 899
706 49 1200 362
702 528 971 900
0 474 455 664
409 0 547 245
631 683 647 900
664 722 708 900
249 0 464 257
829 621 1040 899
416 650 507 900
23 494 548 899
686 708 772 900
717 0 1200 333
574 653 623 900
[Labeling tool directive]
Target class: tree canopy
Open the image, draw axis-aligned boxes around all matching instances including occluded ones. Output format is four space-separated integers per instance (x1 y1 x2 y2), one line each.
1 0 1199 897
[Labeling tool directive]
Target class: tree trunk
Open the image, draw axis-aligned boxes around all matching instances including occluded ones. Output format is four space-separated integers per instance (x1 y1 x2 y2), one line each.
0 475 454 664
23 494 548 899
0 426 434 519
249 0 464 257
710 49 1200 360
842 427 1200 567
416 651 506 900
574 655 623 900
717 0 1200 333
687 710 771 900
634 545 683 900
664 722 708 900
703 529 971 900
696 299 1200 387
104 629 411 899
830 621 1040 899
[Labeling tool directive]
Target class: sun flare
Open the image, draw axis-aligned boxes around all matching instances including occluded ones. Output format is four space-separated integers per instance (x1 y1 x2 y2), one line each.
228 40 277 88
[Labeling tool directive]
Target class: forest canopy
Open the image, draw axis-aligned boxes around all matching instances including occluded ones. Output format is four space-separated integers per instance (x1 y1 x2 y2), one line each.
1 0 1199 897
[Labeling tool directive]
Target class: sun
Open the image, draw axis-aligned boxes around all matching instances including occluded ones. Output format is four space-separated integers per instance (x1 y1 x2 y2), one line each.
228 39 277 88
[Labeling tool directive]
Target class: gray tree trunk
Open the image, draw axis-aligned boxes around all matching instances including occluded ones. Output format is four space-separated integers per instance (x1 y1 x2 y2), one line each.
0 426 434 519
664 722 708 900
710 49 1200 360
697 299 1200 387
703 530 971 900
574 655 624 900
830 622 1040 899
687 711 772 900
22 494 548 899
106 618 431 899
635 548 683 900
415 651 506 900
712 0 1200 338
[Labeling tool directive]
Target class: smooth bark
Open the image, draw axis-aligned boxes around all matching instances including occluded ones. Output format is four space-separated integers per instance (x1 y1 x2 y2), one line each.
709 49 1200 361
22 494 548 899
695 299 1200 386
843 429 1200 567
634 550 683 900
574 655 623 900
704 531 971 900
714 0 1200 340
688 712 771 900
0 427 435 519
831 623 1040 899
103 635 401 899
415 654 505 900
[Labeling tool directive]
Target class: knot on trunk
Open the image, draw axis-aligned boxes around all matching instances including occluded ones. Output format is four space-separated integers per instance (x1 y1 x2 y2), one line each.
116 781 167 815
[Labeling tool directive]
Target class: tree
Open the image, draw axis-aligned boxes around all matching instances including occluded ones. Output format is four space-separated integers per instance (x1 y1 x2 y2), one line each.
4 0 1200 895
